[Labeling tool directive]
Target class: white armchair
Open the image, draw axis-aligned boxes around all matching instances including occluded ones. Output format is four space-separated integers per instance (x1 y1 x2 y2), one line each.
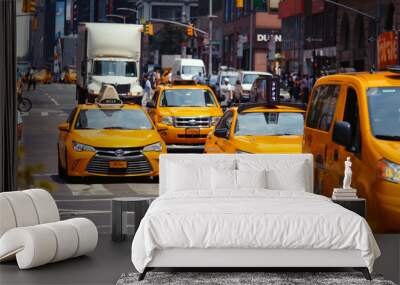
0 189 98 269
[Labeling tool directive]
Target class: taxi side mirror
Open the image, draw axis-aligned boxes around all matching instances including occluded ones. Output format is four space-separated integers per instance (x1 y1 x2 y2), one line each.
58 123 70 132
332 121 352 148
146 101 155 108
214 128 229 139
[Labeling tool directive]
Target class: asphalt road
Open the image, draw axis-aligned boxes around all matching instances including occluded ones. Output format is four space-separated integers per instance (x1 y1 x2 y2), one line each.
19 83 159 232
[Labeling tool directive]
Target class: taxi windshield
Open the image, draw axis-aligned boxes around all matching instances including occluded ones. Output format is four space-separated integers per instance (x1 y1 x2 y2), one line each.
75 109 153 130
92 60 136 77
367 87 400 140
235 112 304 136
160 89 216 107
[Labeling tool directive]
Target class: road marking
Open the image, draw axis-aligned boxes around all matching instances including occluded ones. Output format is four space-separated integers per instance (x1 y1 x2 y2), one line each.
41 111 49 116
49 97 60 106
66 183 113 196
128 183 159 196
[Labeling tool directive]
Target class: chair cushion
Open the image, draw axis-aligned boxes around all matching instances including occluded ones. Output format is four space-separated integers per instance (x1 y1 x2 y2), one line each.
24 189 59 223
0 196 17 237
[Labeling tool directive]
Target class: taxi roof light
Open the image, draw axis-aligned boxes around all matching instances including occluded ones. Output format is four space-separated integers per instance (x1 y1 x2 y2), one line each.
96 85 123 108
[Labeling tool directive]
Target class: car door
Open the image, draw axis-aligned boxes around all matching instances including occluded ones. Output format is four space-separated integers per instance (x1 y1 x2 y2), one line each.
147 90 159 122
327 85 374 204
59 107 77 167
214 111 235 153
303 84 341 195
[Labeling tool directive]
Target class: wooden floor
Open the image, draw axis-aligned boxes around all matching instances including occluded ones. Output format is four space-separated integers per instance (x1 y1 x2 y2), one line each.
0 235 399 285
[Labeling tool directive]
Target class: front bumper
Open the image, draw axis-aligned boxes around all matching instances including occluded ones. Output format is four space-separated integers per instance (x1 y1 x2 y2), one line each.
67 150 161 177
156 123 214 145
374 180 400 232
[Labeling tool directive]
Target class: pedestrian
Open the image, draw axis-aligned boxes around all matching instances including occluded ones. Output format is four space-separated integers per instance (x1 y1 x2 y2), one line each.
154 69 161 88
288 76 294 101
27 66 36 91
234 79 243 104
293 76 301 101
142 74 152 107
220 77 233 108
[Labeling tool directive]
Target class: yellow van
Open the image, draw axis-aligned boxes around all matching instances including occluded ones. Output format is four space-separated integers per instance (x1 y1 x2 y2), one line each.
303 70 400 233
146 81 223 149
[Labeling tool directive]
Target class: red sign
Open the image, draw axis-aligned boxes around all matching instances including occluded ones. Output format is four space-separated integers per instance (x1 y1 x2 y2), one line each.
378 31 399 70
279 0 304 19
312 0 325 14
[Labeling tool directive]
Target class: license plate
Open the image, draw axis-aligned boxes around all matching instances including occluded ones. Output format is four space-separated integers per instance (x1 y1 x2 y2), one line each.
109 160 127 168
186 128 200 135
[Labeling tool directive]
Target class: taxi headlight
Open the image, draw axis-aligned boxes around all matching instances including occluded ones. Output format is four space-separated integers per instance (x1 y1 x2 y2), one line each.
161 116 173 125
143 142 162 152
73 142 96 152
377 159 400 184
211 116 221 126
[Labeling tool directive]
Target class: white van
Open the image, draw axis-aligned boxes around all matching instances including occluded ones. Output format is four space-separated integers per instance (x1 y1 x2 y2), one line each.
172 59 206 81
239 71 272 101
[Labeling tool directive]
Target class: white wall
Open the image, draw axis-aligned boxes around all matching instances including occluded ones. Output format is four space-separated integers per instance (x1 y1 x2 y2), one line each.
16 0 31 59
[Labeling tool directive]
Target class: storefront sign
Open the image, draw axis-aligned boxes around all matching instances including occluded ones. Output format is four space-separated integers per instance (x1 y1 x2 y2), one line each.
312 0 325 14
378 31 399 70
279 0 304 19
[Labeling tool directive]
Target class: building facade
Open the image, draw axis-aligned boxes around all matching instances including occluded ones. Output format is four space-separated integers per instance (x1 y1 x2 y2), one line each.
222 0 281 73
280 0 400 75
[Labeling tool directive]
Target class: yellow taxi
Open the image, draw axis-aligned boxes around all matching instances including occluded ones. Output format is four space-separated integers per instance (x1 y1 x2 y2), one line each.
205 103 305 154
57 86 166 178
146 81 223 149
303 68 400 233
33 68 52 84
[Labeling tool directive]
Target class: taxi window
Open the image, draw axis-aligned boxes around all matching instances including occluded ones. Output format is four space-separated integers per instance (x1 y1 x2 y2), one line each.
75 109 153 130
67 107 77 124
160 89 216 107
306 84 340 131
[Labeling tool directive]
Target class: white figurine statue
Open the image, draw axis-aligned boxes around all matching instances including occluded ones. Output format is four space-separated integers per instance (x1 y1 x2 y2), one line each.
343 157 352 189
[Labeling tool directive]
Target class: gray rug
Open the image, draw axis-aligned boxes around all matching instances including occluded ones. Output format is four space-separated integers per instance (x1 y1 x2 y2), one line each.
116 271 396 285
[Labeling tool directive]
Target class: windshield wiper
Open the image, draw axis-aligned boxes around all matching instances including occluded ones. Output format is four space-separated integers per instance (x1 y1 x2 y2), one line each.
375 135 400 141
103 127 127 130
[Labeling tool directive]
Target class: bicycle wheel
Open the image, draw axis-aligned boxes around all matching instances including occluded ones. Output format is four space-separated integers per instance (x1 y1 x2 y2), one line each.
18 97 32 112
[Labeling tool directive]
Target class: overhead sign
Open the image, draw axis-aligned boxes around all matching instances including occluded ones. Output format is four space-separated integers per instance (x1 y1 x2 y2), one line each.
378 31 399 70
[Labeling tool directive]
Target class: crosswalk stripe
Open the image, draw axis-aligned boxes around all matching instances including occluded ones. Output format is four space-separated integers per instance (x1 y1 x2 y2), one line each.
127 183 159 196
66 183 113 196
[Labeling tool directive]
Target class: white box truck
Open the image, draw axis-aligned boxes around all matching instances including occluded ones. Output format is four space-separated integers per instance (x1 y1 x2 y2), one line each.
76 23 143 103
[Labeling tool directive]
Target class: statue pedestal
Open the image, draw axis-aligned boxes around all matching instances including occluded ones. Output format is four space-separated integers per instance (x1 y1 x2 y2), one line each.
332 188 358 199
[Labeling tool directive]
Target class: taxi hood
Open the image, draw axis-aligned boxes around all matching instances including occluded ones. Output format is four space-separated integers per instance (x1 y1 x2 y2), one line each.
71 129 160 148
372 138 400 164
159 107 222 117
234 135 303 154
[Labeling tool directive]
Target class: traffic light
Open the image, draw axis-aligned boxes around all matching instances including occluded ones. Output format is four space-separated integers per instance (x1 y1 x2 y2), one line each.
186 24 194 37
236 0 244 8
144 22 154 36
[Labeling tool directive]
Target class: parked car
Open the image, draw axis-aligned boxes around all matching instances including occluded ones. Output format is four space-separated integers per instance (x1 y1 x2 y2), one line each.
205 103 305 154
146 80 223 149
57 86 166 178
303 68 400 233
239 71 272 102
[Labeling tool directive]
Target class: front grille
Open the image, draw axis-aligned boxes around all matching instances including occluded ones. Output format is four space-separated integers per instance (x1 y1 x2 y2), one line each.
87 148 153 175
95 147 143 157
104 84 130 95
174 117 211 128
177 134 208 139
